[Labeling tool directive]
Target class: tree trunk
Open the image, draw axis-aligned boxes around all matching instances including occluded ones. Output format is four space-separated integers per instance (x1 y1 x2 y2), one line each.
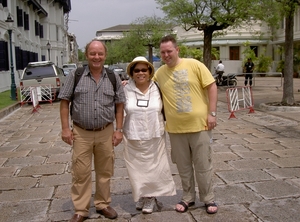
203 29 213 70
282 8 295 105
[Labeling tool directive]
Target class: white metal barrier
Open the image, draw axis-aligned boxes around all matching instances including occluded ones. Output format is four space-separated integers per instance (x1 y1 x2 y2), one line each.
19 84 54 106
30 87 40 113
226 86 255 119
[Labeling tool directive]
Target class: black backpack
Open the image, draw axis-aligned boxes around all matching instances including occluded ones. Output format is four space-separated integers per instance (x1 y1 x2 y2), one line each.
70 67 117 115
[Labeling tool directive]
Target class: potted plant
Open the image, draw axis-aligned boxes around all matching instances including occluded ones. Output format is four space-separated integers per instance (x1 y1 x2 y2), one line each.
255 53 272 77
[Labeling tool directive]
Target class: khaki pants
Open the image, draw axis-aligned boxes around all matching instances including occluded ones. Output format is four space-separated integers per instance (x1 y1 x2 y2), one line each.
71 123 114 217
169 130 215 204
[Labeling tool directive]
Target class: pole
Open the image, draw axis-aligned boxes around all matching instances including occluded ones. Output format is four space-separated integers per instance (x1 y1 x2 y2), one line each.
8 29 16 100
48 48 50 61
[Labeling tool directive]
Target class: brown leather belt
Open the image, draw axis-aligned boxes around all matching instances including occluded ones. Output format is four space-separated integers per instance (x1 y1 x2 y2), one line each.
73 122 110 131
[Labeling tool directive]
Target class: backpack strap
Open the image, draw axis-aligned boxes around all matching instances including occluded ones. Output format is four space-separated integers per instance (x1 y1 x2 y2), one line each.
105 68 117 92
70 67 85 116
154 81 166 121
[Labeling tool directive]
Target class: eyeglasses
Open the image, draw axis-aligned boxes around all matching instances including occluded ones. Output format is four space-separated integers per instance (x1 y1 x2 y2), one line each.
133 68 148 73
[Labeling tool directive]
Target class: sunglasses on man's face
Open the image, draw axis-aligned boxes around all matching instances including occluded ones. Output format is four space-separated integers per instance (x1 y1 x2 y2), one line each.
133 68 148 73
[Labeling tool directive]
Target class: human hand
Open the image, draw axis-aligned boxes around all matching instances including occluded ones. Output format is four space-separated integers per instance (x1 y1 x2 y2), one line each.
112 131 123 146
61 128 73 145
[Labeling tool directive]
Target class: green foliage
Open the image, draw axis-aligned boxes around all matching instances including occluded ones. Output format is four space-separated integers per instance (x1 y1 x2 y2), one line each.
241 41 257 65
105 15 173 64
78 49 85 61
155 0 262 67
255 53 272 73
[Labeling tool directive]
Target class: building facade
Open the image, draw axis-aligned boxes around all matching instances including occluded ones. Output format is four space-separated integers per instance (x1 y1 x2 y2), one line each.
0 0 78 93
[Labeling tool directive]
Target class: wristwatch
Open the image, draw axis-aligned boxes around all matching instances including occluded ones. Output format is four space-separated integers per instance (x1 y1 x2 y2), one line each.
210 112 217 117
116 128 123 133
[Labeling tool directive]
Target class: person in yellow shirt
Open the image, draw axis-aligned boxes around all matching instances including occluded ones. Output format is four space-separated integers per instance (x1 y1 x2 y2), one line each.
153 35 218 214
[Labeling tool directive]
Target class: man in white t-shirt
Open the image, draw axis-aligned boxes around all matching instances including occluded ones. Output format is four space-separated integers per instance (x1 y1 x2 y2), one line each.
215 60 225 85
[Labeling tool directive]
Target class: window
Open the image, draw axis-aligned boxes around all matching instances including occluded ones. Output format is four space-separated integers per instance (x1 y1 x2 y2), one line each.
17 6 23 27
0 41 9 71
35 20 40 36
40 24 44 38
24 13 29 30
250 46 258 57
0 0 8 7
229 46 240 60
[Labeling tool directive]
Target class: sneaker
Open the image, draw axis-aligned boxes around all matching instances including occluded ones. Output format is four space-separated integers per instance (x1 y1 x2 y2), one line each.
142 197 156 214
136 197 144 210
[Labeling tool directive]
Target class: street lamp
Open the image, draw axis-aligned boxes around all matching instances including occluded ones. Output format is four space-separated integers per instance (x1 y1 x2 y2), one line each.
46 41 51 61
5 13 16 101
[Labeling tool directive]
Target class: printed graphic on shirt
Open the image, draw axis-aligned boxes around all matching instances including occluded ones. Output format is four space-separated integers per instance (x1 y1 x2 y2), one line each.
174 69 192 113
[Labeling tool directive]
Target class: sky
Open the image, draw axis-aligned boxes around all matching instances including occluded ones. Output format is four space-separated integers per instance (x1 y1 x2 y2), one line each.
68 0 165 49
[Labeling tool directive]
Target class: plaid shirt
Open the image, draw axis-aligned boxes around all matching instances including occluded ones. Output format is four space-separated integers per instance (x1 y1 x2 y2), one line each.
58 66 125 129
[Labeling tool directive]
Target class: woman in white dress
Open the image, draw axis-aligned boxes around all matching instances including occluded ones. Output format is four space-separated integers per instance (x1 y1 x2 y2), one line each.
123 56 176 214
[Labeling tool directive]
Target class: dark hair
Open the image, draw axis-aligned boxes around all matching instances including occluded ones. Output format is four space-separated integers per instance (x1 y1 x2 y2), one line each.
219 60 222 63
160 35 177 47
129 62 152 77
85 39 107 55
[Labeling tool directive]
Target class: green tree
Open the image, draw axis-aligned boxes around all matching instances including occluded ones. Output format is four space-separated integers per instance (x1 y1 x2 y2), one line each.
106 15 173 64
254 0 300 105
155 0 259 68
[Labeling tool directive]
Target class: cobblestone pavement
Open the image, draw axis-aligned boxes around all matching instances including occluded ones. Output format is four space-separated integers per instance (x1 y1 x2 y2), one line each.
0 77 300 222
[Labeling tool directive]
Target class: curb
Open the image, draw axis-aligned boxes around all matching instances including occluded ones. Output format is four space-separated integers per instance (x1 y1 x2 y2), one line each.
0 103 21 120
259 103 300 112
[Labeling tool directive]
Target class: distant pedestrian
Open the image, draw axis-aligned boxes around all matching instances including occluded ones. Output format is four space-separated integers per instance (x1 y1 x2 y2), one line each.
58 39 126 222
123 56 176 214
215 60 225 85
244 58 255 86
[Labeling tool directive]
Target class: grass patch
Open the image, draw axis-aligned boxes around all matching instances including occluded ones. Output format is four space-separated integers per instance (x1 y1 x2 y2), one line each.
0 90 18 110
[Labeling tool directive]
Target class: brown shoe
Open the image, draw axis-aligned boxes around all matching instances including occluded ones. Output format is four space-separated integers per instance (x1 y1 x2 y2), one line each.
96 206 118 219
69 214 88 222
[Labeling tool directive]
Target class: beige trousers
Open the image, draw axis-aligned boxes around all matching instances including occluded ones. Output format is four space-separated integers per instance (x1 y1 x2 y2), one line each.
71 123 114 217
169 130 215 204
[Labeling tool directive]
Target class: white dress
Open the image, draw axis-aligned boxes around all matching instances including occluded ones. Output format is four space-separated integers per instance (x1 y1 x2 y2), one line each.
123 79 176 202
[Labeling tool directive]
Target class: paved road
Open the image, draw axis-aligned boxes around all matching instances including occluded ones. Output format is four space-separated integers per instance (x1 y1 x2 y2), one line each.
0 77 300 222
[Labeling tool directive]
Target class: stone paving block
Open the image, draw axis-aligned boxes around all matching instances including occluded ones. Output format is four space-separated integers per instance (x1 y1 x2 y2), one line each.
131 211 194 222
243 137 276 144
271 148 300 157
30 146 70 157
287 178 300 188
246 180 300 199
0 145 18 152
16 142 52 151
114 158 125 168
47 153 72 163
39 173 72 187
230 144 251 152
229 128 262 134
214 138 247 145
48 211 74 222
0 166 18 177
266 168 300 179
269 156 300 167
228 159 278 170
113 167 129 179
214 161 235 172
235 150 278 159
215 184 262 204
0 187 54 202
213 152 240 162
247 143 286 151
0 201 49 222
54 184 72 199
40 135 60 143
4 156 46 166
0 177 37 190
191 204 258 222
49 198 73 213
249 199 300 222
216 169 274 184
275 137 300 144
0 158 6 166
18 164 66 176
111 178 132 195
0 150 30 158
211 144 231 152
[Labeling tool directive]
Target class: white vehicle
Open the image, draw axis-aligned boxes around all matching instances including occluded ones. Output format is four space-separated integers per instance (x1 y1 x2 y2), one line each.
20 61 65 101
